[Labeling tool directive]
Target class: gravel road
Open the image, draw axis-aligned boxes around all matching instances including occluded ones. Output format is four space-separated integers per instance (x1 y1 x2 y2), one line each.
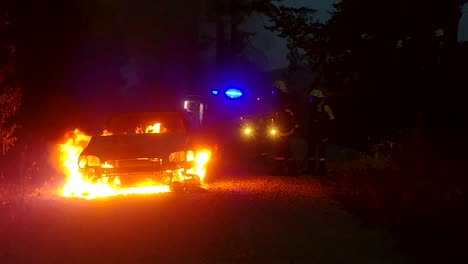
0 156 414 263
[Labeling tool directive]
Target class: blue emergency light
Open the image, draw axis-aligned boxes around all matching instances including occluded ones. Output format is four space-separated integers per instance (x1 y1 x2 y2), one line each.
225 88 243 99
211 90 219 95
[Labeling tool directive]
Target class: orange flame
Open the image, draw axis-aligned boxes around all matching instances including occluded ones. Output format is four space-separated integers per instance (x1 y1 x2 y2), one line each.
135 123 166 134
101 129 113 136
186 150 211 182
57 129 210 200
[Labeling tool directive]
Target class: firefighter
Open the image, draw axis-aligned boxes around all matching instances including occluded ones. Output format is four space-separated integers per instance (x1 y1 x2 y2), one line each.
272 105 299 175
306 89 334 175
272 80 292 111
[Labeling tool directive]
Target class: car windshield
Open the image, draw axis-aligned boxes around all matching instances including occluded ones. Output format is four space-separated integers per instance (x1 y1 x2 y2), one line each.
104 112 187 135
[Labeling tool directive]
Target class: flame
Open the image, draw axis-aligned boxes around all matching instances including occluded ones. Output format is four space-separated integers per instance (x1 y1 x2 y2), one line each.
186 150 211 182
57 129 210 200
136 123 166 134
101 129 113 136
145 123 161 133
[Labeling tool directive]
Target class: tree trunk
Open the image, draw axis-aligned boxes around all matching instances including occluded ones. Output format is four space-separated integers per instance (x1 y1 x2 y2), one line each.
229 0 244 63
186 0 202 94
215 9 226 66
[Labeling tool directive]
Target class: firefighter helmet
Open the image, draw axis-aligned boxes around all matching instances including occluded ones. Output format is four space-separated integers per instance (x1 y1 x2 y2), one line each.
310 89 325 98
273 80 288 93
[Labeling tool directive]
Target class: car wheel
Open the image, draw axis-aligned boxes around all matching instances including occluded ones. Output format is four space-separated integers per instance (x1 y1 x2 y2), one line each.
170 181 184 193
183 178 201 193
202 162 216 184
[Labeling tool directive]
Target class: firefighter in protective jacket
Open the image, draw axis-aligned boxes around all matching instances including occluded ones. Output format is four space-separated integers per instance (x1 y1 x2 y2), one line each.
306 89 334 175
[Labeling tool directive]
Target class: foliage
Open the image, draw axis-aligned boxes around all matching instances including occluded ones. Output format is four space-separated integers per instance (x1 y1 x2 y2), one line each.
253 1 324 68
256 0 467 90
323 125 468 263
254 0 468 149
252 1 468 261
205 0 258 63
0 12 21 155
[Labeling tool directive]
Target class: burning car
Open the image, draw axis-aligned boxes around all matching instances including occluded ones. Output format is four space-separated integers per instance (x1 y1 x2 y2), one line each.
76 111 212 194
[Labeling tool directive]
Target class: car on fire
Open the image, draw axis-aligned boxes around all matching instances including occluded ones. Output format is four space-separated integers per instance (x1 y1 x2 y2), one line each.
77 111 215 192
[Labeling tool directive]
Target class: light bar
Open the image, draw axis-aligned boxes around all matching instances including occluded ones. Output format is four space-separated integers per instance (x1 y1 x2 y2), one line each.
225 88 243 99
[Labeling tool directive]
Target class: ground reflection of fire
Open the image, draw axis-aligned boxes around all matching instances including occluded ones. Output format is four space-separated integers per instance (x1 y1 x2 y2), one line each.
58 127 210 200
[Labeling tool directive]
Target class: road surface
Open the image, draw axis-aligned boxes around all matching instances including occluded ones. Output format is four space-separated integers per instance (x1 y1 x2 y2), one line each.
0 158 414 264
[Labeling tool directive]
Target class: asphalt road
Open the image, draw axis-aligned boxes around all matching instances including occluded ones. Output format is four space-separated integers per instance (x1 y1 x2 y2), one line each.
0 158 414 264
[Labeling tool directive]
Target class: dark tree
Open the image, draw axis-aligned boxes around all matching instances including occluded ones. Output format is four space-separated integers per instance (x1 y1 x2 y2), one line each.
205 0 257 65
252 0 325 94
0 11 20 154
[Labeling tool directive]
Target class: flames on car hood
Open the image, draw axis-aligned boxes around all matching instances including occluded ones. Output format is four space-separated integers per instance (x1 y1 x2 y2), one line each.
81 132 188 161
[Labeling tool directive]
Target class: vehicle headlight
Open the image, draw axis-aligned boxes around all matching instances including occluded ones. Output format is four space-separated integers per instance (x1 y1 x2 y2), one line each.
169 151 186 162
78 156 88 169
195 150 210 166
78 155 101 168
241 123 254 137
268 127 278 138
87 155 101 167
186 150 195 162
185 150 210 164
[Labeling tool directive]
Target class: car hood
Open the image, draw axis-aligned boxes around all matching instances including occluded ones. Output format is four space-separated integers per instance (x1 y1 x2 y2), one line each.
81 132 188 161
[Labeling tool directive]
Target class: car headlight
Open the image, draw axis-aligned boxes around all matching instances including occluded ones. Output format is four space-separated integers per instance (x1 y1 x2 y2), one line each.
186 150 195 162
78 155 101 168
78 156 88 169
195 150 210 166
169 151 186 162
185 150 210 164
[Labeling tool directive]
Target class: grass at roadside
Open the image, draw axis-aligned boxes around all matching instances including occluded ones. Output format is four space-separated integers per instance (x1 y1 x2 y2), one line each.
0 178 61 206
320 148 468 264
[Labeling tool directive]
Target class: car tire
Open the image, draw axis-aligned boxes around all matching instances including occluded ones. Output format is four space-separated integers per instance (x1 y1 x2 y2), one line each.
183 178 201 193
203 160 218 184
170 181 184 193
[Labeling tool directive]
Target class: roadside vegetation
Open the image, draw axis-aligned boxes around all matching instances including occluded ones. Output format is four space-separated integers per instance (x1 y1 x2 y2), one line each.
321 125 468 263
253 1 468 262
